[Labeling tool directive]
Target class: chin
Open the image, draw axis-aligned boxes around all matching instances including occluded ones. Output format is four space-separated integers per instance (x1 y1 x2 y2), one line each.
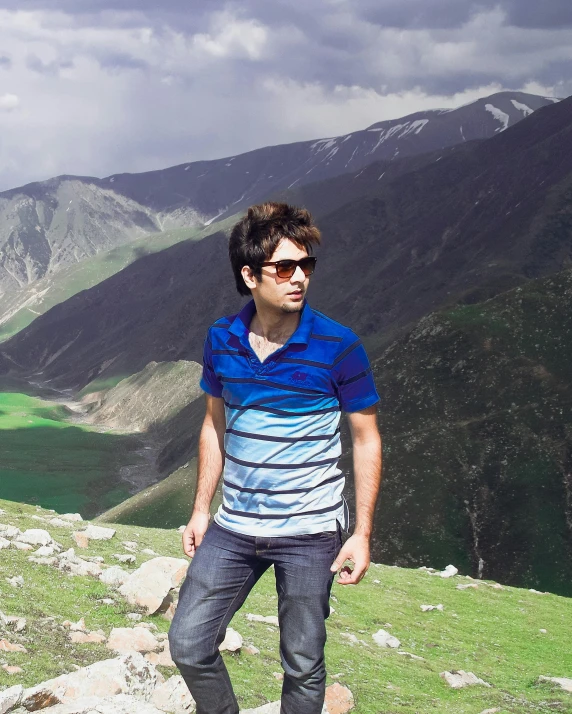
280 301 304 314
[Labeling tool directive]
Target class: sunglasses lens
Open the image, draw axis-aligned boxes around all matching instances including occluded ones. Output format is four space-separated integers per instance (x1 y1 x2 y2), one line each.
300 257 316 276
274 257 317 278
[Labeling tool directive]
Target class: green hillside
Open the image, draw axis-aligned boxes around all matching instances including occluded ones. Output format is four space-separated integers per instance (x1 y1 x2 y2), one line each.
0 498 571 713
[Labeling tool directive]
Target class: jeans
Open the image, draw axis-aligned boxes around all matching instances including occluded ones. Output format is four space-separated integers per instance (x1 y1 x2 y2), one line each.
168 521 342 714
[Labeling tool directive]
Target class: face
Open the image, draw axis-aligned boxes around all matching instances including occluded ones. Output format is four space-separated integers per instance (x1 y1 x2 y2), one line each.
242 238 311 314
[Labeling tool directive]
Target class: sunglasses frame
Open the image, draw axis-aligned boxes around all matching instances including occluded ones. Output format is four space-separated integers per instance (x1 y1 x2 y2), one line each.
260 256 317 279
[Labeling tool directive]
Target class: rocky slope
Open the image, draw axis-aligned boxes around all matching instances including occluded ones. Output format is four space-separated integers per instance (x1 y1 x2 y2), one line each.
0 498 571 714
0 92 556 300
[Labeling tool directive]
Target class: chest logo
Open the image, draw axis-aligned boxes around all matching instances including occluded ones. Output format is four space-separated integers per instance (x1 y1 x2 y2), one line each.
290 370 309 384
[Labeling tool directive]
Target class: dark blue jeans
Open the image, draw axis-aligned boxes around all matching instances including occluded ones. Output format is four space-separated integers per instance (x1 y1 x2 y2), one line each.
168 521 341 714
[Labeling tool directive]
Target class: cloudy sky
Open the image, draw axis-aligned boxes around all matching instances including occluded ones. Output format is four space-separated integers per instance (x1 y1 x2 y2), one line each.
0 0 570 191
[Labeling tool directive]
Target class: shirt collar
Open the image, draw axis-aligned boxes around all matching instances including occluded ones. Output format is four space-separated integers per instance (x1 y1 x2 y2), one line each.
228 298 314 346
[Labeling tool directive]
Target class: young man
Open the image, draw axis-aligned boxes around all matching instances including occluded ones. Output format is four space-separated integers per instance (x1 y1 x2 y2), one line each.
169 202 382 714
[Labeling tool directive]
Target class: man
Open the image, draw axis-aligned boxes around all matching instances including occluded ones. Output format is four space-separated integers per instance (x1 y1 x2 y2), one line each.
169 202 382 714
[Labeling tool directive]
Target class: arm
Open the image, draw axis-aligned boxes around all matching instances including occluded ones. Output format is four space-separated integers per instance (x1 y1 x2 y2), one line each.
330 405 382 584
182 394 226 557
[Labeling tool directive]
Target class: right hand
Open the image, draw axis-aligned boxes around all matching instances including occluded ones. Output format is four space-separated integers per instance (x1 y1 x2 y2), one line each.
182 511 210 558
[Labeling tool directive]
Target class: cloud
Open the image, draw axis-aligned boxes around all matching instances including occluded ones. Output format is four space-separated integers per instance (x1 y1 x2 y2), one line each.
0 2 569 191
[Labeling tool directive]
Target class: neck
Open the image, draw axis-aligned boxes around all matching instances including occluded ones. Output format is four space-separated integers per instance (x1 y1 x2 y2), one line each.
249 298 302 342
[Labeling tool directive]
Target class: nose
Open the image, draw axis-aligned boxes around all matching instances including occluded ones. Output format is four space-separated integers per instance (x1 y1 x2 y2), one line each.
290 265 307 282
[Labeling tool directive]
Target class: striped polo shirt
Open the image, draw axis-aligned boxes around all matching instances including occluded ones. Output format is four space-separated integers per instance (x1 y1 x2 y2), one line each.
200 298 380 537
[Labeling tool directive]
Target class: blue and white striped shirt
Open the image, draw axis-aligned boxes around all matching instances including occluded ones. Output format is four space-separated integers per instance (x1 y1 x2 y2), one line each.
200 298 380 536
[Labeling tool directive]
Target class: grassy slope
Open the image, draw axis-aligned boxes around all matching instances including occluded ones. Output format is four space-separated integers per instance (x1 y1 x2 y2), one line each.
0 391 141 517
0 217 237 342
0 499 571 713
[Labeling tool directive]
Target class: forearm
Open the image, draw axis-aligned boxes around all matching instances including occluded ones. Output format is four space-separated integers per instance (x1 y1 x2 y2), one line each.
352 435 382 538
192 421 224 515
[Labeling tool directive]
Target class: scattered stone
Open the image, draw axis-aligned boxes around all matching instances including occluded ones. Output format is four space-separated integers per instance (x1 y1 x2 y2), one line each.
106 627 161 654
100 599 116 606
2 664 23 674
440 670 491 688
325 682 354 713
0 684 23 714
151 675 196 713
31 694 165 714
272 672 284 681
246 614 279 626
0 525 20 539
456 583 479 590
6 576 24 588
28 556 57 566
61 513 83 522
418 566 436 572
73 532 90 549
70 630 107 644
135 622 158 632
114 554 136 564
12 542 33 551
0 537 10 549
537 676 572 692
127 613 143 622
122 541 138 551
372 629 401 648
219 627 243 652
15 528 53 547
34 545 56 557
82 524 117 541
56 548 103 578
243 645 260 655
398 651 425 661
0 639 27 653
478 709 500 714
162 602 178 622
142 549 158 556
63 618 87 632
529 589 548 595
146 642 176 668
438 565 459 578
420 604 444 612
119 557 188 615
539 629 547 634
100 566 130 587
49 518 76 528
373 579 380 584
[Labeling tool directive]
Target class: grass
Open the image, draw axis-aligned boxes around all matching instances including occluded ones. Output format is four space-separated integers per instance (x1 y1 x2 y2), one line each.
0 498 571 713
0 392 142 517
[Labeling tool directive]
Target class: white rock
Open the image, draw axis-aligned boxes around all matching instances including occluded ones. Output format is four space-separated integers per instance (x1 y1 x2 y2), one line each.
61 513 83 522
456 583 479 590
57 549 103 578
397 651 425 660
122 541 138 551
219 627 243 652
34 545 56 557
49 518 76 528
372 629 401 648
100 566 130 587
246 614 279 626
151 675 196 713
420 604 444 612
538 676 572 692
11 541 33 551
0 684 23 714
539 628 547 634
142 549 158 556
241 704 328 714
81 525 116 541
439 565 459 578
0 524 20 539
33 694 165 714
106 627 161 654
114 554 136 564
16 528 53 546
127 613 143 622
0 537 10 549
119 557 188 615
529 588 548 595
440 670 491 688
6 576 24 588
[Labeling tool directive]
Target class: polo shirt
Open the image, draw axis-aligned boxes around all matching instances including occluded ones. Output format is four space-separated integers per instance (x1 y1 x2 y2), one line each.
200 298 380 537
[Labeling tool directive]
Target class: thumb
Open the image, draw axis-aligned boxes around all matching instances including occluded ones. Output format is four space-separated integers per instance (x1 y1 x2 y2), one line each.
330 548 346 572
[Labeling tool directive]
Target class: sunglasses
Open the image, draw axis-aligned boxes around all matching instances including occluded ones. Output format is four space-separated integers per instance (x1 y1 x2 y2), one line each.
260 256 317 279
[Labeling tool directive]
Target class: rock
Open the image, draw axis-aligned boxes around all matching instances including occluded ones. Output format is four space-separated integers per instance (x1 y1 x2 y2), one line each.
142 549 158 556
57 549 103 578
100 566 130 587
135 622 158 631
219 627 243 652
537 676 572 692
73 532 90 549
12 542 34 551
420 604 444 612
456 583 479 590
61 513 83 522
246 614 279 626
28 556 57 566
242 703 328 714
127 613 143 622
106 627 161 654
151 675 195 713
34 545 56 557
70 631 107 644
146 643 176 668
0 639 27 652
49 518 76 528
439 565 459 578
6 576 24 588
272 672 284 681
325 683 354 713
2 664 23 674
0 524 21 539
33 694 165 714
440 670 491 688
162 602 178 622
63 618 87 632
0 537 10 549
118 557 188 615
122 541 138 551
114 554 136 564
539 628 547 633
478 709 500 714
100 599 116 606
372 629 401 648
397 651 425 660
5 616 27 633
20 652 162 709
529 589 549 595
81 525 117 541
15 529 53 547
0 685 23 714
243 645 260 655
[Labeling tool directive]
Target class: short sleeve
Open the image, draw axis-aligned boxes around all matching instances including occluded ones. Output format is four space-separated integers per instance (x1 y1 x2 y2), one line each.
332 335 380 413
199 329 224 398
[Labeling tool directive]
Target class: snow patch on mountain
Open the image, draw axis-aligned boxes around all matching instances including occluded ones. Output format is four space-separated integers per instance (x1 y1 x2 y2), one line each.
485 104 510 132
510 100 533 116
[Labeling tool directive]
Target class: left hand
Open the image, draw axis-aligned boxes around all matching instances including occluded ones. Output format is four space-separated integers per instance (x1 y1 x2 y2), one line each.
330 533 370 585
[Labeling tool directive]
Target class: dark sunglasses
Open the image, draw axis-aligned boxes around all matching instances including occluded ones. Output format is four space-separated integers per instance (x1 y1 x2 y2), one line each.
260 256 317 279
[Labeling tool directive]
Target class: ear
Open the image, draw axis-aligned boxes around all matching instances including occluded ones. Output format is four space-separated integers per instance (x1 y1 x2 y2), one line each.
241 265 258 291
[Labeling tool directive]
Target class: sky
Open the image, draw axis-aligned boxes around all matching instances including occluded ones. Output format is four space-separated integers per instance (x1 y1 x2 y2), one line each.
0 0 571 191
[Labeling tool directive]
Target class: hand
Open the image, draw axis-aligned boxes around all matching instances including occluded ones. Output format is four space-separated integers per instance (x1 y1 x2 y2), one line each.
182 511 210 558
330 533 370 585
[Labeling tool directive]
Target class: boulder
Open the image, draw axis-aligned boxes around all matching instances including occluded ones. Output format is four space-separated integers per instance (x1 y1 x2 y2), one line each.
70 631 107 644
6 576 24 588
119 558 188 614
73 532 90 549
24 694 166 714
0 524 21 539
0 685 23 714
372 629 401 648
49 518 76 529
420 604 444 612
146 643 176 668
114 554 136 564
100 566 130 588
241 703 328 713
0 537 10 549
440 670 491 688
82 525 117 541
439 565 459 578
61 513 83 522
0 638 27 653
219 628 243 652
12 542 33 551
57 549 103 578
15 529 53 547
20 652 163 709
325 683 354 714
537 676 572 692
151 675 196 713
2 665 23 675
106 627 161 654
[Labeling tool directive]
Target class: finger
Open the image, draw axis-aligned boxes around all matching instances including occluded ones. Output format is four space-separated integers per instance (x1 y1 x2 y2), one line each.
338 561 368 585
330 547 351 572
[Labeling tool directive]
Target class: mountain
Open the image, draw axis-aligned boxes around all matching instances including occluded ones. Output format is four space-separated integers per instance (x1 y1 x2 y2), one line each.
1 95 570 391
0 92 556 301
